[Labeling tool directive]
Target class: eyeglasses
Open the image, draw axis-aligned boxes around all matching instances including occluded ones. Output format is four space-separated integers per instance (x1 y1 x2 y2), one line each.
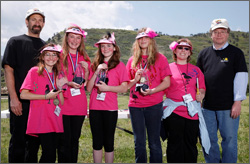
213 31 227 35
45 53 58 58
177 47 190 51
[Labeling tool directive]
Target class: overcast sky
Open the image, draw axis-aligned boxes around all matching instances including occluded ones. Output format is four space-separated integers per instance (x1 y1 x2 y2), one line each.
1 1 249 57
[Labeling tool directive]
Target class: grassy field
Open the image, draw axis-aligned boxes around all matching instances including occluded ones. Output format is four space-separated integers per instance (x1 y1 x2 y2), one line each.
1 95 249 163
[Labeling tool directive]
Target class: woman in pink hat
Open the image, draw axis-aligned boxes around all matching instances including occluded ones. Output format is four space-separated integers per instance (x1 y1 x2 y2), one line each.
87 32 129 163
20 43 64 162
126 27 172 163
59 24 91 163
162 38 206 163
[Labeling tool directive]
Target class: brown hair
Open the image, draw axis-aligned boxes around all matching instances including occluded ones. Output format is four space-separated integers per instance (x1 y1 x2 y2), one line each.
61 26 90 72
131 27 159 69
172 38 193 62
92 32 121 71
37 43 60 76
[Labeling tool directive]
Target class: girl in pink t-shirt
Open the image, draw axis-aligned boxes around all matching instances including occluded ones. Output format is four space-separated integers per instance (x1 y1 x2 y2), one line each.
87 32 128 163
59 24 91 163
20 43 64 163
162 38 206 163
126 27 172 163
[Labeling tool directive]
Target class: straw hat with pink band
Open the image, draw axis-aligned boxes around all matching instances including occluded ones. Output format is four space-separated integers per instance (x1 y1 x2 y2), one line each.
94 32 116 47
135 27 158 39
40 45 62 53
66 23 88 38
169 41 193 51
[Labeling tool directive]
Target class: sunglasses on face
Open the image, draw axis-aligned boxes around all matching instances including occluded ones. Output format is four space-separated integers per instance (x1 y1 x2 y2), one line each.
177 46 190 51
71 28 81 32
45 53 58 58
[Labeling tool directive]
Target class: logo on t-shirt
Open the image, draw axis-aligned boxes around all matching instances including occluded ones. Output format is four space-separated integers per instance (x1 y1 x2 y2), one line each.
221 57 229 63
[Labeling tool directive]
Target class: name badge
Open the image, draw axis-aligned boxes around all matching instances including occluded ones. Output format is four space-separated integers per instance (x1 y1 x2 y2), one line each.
96 92 106 101
54 105 61 117
182 93 193 103
70 88 81 96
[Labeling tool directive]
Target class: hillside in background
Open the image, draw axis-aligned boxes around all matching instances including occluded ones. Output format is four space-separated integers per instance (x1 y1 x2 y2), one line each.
1 29 249 93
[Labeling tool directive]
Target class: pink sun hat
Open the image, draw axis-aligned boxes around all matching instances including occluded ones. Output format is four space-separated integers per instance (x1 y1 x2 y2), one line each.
40 45 62 53
169 41 192 51
135 27 158 39
94 32 116 47
66 23 87 38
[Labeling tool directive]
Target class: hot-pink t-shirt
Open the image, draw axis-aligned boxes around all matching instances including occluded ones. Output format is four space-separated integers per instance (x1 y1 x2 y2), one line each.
88 61 129 110
20 67 63 136
165 62 206 120
126 53 172 108
60 53 91 115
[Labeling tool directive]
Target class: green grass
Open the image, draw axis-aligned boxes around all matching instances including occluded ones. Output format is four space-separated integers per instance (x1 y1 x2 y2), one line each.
1 95 249 163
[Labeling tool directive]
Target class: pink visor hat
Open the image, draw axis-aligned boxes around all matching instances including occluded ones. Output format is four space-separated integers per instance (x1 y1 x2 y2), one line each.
94 32 116 47
40 45 62 53
169 41 193 51
135 27 158 39
66 23 87 38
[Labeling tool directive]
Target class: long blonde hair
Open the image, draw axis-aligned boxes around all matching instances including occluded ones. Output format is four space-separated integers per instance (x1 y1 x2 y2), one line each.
131 27 159 69
61 26 90 72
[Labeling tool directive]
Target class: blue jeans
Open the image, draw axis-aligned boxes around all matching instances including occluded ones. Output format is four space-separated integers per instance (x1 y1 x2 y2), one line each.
202 108 239 163
129 102 163 163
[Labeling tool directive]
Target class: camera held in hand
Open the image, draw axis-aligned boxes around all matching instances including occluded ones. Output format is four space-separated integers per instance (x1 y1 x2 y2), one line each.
135 83 149 92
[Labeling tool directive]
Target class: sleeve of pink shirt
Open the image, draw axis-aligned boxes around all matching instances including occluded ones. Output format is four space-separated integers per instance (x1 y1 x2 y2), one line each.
20 67 37 93
118 62 130 83
158 54 172 80
126 57 134 80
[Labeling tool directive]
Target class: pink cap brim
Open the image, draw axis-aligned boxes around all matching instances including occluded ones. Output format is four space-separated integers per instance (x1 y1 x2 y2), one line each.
94 39 114 47
40 46 61 53
66 29 83 36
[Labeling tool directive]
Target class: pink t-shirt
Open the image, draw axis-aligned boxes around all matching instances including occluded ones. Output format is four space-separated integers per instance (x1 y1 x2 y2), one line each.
126 53 172 108
20 67 63 137
89 61 129 110
60 52 91 115
165 62 206 120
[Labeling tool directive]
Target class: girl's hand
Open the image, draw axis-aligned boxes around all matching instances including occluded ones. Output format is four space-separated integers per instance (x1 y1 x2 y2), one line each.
67 81 83 89
46 89 62 99
135 69 143 82
96 63 108 73
79 61 89 72
95 81 109 92
140 88 152 96
196 92 205 102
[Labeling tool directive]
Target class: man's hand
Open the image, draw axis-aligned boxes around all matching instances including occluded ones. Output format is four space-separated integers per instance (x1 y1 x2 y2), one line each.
231 101 242 119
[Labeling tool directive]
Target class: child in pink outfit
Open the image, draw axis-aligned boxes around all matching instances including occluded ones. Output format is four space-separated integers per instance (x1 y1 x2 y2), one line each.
20 43 64 163
87 32 128 163
59 24 91 163
126 27 172 163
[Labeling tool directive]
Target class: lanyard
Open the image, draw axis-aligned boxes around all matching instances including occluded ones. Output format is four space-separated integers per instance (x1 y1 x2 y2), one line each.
44 67 56 90
176 63 189 94
68 51 78 75
140 61 148 70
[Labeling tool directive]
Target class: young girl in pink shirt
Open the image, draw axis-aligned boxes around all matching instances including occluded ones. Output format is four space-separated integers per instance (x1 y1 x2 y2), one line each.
87 32 128 163
126 27 172 163
162 38 206 163
20 43 64 163
60 24 91 163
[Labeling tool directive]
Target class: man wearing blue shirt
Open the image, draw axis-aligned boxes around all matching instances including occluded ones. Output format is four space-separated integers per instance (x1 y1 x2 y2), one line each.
197 18 248 163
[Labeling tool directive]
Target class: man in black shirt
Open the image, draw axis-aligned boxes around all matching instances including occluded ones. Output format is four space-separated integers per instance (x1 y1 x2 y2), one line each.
2 8 46 163
197 18 248 163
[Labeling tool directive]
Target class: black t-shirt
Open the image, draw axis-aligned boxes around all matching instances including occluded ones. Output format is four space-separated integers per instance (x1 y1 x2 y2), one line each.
2 34 46 97
197 44 248 110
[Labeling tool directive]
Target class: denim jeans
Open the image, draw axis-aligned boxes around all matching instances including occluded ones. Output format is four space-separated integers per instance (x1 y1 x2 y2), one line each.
129 102 163 163
202 108 239 163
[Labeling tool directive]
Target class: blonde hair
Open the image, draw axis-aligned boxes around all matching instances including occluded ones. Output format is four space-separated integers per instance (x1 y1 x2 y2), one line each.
61 26 90 72
131 27 159 69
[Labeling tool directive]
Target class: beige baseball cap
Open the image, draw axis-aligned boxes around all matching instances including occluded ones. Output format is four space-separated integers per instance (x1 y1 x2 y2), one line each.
25 8 45 19
210 18 229 31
